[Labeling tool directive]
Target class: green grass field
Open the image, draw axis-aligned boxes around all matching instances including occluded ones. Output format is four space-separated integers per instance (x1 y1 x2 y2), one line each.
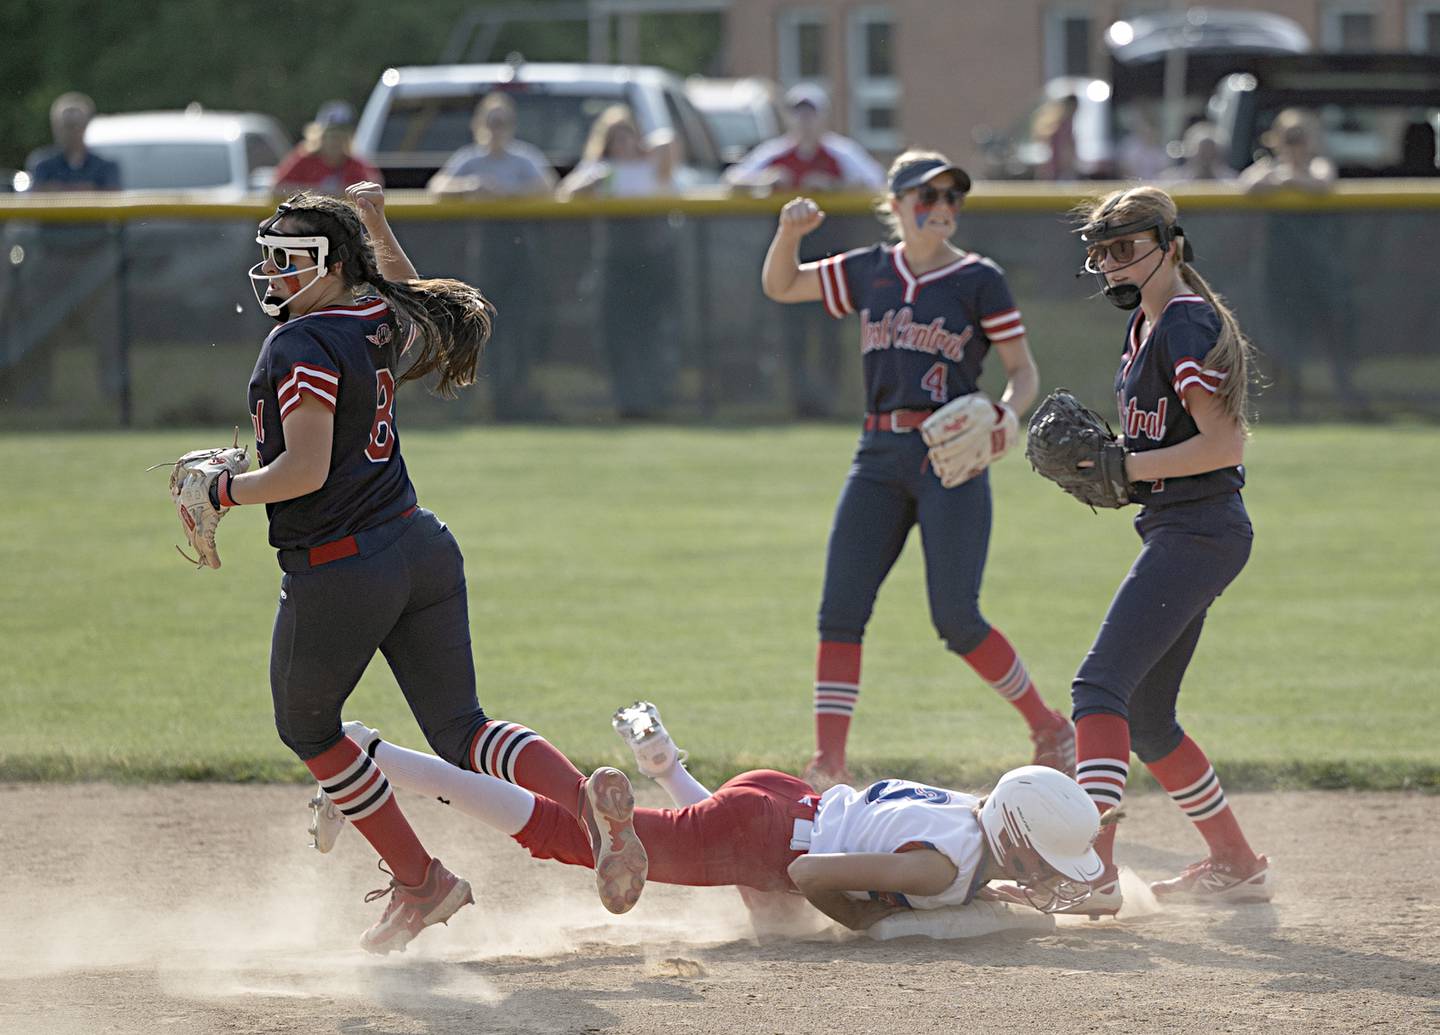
1 424 1435 790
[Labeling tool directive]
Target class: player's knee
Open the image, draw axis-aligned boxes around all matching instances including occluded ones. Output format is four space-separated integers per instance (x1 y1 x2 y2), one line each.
1130 722 1184 764
817 614 866 643
424 710 490 770
936 611 988 655
1071 680 1131 719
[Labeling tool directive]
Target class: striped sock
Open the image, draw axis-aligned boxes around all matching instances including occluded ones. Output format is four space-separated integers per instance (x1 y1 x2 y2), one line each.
470 720 586 817
1145 735 1256 865
308 735 429 886
961 628 1054 729
814 641 862 765
1074 712 1131 872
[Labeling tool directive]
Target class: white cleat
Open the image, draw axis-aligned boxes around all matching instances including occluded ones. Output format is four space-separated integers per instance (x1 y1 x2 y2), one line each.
308 787 347 853
612 701 687 778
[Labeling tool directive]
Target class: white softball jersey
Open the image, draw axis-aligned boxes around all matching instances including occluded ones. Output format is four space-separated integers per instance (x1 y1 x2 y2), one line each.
807 779 986 909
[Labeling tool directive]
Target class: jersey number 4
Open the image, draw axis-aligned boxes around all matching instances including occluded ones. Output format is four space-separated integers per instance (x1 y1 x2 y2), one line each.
921 362 948 403
366 368 396 463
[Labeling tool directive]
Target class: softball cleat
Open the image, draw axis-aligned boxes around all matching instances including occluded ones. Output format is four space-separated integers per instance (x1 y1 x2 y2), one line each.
1149 854 1272 903
1049 871 1122 919
611 701 686 778
1030 711 1077 778
308 787 347 853
579 766 649 914
359 857 474 955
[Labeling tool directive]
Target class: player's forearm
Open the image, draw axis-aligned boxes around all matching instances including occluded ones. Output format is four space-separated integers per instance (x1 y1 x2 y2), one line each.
797 888 901 931
229 449 328 505
1124 426 1244 481
999 358 1039 415
361 213 419 282
761 230 804 300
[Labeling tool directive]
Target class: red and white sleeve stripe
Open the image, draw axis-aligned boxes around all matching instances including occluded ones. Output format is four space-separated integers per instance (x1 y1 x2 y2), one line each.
817 254 854 319
277 362 340 417
980 308 1025 342
1172 359 1226 409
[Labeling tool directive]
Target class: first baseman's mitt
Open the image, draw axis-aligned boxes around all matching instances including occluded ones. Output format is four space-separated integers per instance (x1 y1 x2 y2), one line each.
156 443 250 569
920 392 1019 488
1024 390 1131 509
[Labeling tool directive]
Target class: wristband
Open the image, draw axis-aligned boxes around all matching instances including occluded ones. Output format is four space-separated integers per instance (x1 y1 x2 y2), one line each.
211 471 238 509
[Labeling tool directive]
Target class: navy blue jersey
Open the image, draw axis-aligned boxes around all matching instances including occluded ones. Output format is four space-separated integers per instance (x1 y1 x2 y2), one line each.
816 243 1025 412
247 297 419 549
1115 294 1245 506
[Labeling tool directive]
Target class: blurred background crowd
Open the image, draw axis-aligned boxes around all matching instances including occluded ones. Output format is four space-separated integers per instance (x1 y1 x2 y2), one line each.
3 1 1439 426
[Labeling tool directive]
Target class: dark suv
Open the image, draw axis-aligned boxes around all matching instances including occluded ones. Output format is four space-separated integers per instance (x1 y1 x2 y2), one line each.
1209 54 1440 177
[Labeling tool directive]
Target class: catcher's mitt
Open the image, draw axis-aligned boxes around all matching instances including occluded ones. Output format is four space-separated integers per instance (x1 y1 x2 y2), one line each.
920 392 1019 488
156 443 250 569
1024 390 1131 509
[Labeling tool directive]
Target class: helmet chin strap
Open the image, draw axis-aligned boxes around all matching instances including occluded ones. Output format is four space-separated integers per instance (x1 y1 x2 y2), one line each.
1095 246 1167 311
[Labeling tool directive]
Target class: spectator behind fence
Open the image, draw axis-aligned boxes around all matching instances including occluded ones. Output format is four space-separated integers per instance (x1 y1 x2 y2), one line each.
1032 94 1080 180
726 85 882 418
428 93 556 197
1160 122 1237 182
1239 109 1361 415
557 105 676 198
1238 108 1336 193
724 84 884 192
272 101 382 197
25 92 120 191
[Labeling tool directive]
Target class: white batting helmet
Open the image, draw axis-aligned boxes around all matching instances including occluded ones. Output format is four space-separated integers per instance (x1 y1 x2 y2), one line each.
979 765 1105 910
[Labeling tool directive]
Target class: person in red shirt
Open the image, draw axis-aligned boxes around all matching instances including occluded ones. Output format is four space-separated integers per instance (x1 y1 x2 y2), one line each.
272 101 382 197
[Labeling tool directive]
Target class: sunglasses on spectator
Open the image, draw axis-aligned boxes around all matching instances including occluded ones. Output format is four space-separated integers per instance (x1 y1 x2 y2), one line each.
912 184 965 208
1083 236 1159 272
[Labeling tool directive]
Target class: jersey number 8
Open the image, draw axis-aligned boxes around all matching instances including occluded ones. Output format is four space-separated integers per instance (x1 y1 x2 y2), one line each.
366 368 396 463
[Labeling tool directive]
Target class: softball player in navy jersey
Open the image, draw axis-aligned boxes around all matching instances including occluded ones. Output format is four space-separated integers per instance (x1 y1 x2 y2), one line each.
223 183 610 953
760 150 1074 787
1063 185 1270 915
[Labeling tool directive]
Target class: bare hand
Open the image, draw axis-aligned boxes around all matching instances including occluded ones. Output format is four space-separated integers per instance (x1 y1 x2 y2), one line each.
778 196 826 236
346 181 386 223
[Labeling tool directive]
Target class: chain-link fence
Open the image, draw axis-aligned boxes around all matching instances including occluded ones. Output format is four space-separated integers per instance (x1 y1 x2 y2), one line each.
3 191 1437 429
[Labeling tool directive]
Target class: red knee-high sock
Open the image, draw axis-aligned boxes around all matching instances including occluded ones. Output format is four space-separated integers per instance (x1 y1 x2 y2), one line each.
309 736 430 886
814 641 862 764
1145 735 1257 866
1074 712 1131 874
962 628 1055 730
470 720 586 816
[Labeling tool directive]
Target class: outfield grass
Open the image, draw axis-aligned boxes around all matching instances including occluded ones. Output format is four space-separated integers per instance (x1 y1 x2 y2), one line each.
1 424 1435 789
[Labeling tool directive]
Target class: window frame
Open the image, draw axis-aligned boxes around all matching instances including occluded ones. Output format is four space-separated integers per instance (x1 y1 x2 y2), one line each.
846 6 900 151
1321 1 1380 51
1044 5 1095 80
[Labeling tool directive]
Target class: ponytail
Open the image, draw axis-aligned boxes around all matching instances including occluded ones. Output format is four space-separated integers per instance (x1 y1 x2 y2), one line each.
1177 262 1256 431
369 275 495 398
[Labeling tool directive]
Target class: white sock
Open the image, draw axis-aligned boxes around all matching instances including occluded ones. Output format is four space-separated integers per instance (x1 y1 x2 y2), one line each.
374 740 535 835
654 762 712 807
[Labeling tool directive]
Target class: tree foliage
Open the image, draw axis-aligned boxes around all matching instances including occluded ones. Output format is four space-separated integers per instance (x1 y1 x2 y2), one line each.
1 0 723 171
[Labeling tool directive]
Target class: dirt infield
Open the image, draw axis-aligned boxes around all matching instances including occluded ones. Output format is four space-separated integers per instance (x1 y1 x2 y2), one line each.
2 783 1436 1035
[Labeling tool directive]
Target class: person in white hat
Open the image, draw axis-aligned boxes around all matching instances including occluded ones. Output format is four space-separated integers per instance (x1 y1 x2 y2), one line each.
725 83 884 192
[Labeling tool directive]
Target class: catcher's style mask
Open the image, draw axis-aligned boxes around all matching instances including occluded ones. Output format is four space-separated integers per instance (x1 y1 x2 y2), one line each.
1076 200 1194 311
248 203 338 322
978 765 1106 913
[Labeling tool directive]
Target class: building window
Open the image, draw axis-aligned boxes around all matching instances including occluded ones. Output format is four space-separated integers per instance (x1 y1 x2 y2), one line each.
1045 8 1093 79
1322 4 1378 51
1408 3 1440 52
847 7 899 150
778 8 828 87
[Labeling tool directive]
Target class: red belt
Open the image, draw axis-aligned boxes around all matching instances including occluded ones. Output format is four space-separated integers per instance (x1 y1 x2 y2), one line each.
864 409 934 433
307 505 417 567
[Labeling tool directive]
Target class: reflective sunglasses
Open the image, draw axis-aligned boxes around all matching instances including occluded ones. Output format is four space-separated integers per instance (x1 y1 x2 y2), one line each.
913 184 965 208
1083 236 1159 272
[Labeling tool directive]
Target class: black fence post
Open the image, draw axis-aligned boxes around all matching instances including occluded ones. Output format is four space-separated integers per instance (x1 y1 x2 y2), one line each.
114 221 132 428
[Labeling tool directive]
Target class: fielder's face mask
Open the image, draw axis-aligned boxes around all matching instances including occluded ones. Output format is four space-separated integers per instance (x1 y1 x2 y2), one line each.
1076 201 1194 311
248 203 334 322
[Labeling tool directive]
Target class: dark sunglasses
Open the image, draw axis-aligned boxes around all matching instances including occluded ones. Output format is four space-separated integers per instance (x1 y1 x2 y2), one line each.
913 184 965 208
1083 236 1158 271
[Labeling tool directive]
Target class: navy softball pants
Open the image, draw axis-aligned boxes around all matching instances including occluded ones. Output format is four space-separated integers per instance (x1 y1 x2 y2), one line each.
818 429 993 654
270 508 489 764
1071 493 1253 762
